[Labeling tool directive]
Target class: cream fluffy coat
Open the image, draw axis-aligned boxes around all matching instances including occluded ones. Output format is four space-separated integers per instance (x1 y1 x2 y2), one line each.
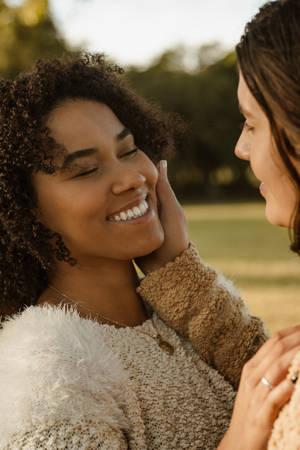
0 305 129 448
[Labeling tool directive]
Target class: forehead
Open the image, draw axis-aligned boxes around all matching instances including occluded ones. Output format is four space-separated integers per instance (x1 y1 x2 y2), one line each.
237 73 254 106
46 99 125 153
237 72 265 120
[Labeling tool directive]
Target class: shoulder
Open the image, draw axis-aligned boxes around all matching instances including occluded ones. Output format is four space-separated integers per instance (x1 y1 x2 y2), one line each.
0 304 128 446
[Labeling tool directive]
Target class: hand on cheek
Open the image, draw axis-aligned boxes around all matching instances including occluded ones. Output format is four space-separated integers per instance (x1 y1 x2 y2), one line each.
135 160 189 273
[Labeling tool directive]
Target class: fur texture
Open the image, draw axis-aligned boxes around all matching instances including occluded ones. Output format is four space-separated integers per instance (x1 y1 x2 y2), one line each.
0 304 129 447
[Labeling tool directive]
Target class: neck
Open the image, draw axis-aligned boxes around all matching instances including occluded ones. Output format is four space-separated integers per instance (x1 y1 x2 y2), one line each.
38 257 149 327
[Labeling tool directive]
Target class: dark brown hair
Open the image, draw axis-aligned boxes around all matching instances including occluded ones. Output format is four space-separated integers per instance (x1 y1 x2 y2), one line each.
236 0 300 253
0 53 182 320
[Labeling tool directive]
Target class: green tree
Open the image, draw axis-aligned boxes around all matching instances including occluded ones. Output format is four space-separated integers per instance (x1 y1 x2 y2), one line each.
127 45 257 201
0 0 70 78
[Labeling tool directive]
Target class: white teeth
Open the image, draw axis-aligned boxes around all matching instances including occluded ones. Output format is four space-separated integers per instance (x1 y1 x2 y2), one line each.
127 209 134 218
139 203 146 214
133 206 141 216
109 199 149 222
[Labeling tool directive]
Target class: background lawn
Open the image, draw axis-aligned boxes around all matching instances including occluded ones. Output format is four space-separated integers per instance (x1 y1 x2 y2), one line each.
183 202 300 334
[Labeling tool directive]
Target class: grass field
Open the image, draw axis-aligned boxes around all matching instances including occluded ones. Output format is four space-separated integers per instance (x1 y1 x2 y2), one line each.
183 202 300 334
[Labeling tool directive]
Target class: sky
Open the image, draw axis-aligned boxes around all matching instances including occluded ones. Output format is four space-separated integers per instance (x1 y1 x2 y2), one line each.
49 0 266 68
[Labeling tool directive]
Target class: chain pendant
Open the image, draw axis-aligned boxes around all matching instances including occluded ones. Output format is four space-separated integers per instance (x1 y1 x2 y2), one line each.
156 334 174 355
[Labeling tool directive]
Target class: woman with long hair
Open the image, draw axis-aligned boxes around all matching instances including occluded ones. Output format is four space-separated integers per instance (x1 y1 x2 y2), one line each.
234 1 300 447
0 54 273 449
141 1 300 448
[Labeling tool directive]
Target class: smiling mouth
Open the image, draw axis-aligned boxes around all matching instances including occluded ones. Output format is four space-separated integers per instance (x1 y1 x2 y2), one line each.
107 198 149 222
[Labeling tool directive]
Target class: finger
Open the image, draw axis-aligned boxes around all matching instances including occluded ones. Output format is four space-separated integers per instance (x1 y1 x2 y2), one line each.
156 160 184 223
158 159 168 177
156 161 176 203
269 325 300 351
260 377 295 424
155 161 169 215
258 346 300 388
249 325 300 368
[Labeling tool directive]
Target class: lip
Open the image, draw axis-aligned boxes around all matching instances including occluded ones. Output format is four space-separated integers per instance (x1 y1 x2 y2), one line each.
259 182 266 196
106 194 148 219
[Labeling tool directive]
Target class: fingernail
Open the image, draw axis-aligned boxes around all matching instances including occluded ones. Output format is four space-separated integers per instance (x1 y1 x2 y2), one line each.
161 160 167 171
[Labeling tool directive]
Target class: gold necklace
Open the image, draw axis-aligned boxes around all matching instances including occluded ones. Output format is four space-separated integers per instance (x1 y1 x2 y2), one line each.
48 284 174 355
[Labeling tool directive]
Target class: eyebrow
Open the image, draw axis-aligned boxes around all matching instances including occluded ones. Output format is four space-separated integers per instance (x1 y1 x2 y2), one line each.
61 127 133 170
116 127 132 141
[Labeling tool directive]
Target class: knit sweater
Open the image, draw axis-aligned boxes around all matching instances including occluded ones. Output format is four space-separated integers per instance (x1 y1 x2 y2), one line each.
0 244 268 449
267 351 300 449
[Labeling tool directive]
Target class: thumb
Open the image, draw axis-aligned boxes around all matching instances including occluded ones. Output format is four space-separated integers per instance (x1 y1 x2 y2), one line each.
156 160 174 201
156 160 181 216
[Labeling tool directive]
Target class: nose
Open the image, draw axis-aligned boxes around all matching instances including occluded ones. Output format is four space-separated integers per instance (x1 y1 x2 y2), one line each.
111 167 146 195
234 137 250 161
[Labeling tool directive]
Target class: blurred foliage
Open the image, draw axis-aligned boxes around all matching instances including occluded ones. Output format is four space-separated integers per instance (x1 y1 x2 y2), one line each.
126 44 259 201
0 0 70 78
0 1 259 201
184 203 300 333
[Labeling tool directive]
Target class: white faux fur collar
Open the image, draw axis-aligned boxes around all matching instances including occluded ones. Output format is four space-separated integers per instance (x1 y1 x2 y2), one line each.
0 304 129 446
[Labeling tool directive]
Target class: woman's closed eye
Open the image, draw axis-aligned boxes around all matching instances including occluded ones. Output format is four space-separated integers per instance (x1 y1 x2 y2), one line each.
120 148 139 158
74 167 99 178
72 149 139 178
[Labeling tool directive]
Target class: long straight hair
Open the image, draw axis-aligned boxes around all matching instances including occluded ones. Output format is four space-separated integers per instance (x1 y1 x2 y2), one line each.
236 0 300 254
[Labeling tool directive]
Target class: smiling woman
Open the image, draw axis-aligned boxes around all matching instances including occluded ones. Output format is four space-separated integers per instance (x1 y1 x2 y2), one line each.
0 54 180 318
0 53 271 449
235 73 299 227
33 99 164 267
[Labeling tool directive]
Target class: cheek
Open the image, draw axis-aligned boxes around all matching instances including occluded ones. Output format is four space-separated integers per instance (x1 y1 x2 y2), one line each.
249 134 274 178
37 185 106 232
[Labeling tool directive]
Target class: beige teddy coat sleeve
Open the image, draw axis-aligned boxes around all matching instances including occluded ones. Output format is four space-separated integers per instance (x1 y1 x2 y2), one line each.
137 243 269 389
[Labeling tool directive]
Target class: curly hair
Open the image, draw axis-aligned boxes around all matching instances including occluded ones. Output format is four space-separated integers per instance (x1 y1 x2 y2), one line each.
0 53 183 321
236 0 300 254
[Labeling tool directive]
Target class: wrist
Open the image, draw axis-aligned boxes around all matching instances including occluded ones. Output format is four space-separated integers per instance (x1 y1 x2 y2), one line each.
217 429 242 450
142 243 190 274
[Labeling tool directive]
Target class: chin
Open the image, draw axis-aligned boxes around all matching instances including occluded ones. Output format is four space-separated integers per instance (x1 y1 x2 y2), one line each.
131 231 165 259
265 204 290 228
